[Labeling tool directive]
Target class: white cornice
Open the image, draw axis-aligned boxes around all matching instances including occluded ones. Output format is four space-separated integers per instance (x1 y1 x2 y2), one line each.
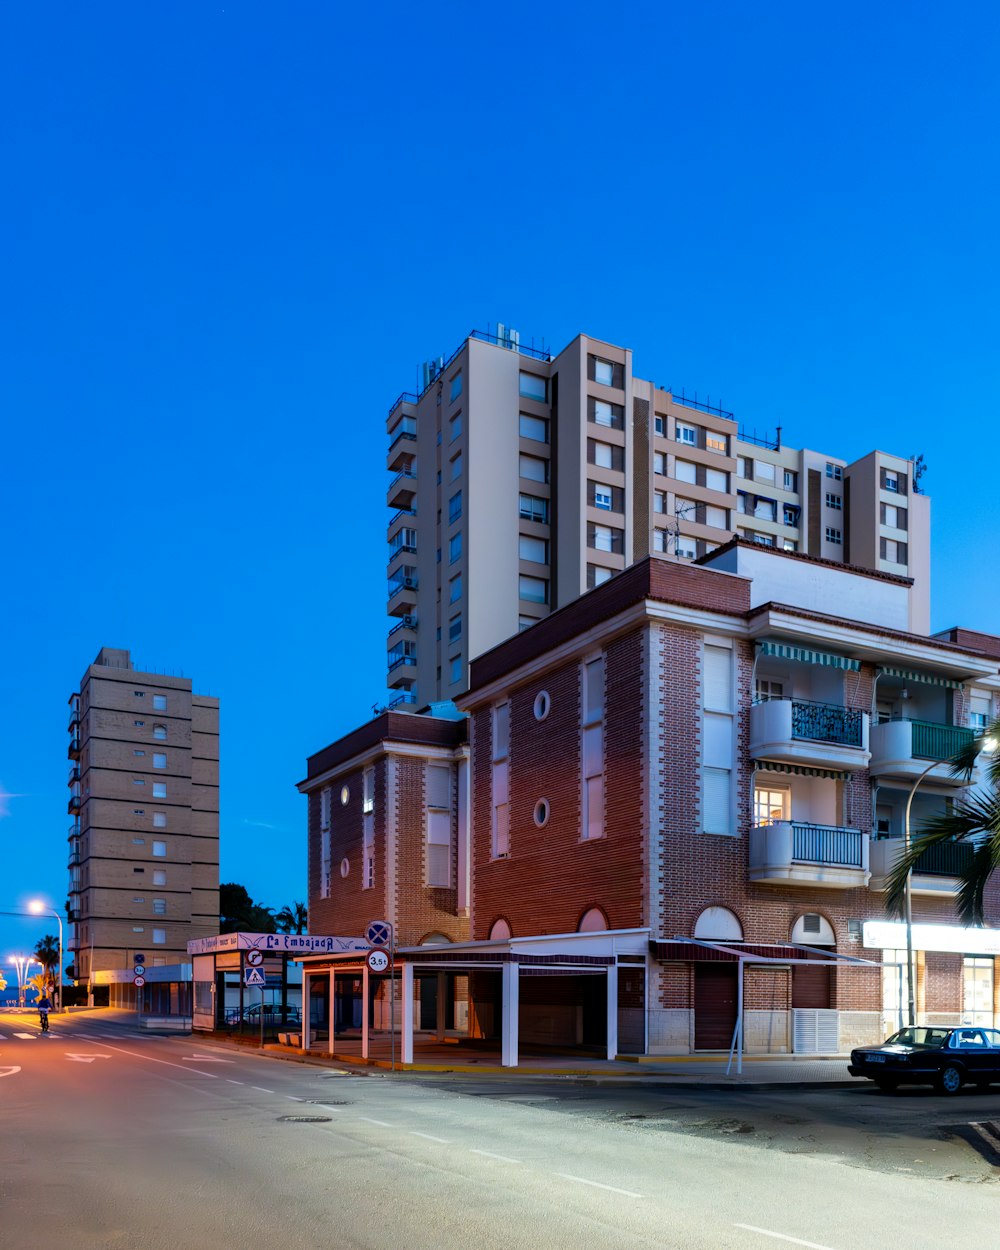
299 738 464 793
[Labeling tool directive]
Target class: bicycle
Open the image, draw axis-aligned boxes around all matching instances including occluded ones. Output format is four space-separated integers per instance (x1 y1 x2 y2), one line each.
38 1010 49 1033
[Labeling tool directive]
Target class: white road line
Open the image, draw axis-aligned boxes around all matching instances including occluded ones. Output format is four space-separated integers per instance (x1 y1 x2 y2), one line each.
735 1225 839 1250
251 1086 274 1093
78 1040 220 1078
554 1174 643 1199
0 1033 8 1040
227 1080 245 1085
318 1105 344 1113
358 1116 393 1127
470 1149 522 1164
410 1131 450 1144
969 1122 1000 1153
14 1033 36 1040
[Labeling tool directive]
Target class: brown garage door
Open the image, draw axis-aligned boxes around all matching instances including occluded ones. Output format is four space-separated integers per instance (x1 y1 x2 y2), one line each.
694 963 738 1050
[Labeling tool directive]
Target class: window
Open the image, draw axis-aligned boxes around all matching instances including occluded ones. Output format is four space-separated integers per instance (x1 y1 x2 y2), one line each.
826 492 842 510
134 691 145 698
450 453 462 482
519 535 548 564
654 414 665 436
153 695 167 711
153 725 167 740
519 413 548 442
449 532 462 563
153 753 166 769
674 496 696 521
449 412 462 442
705 467 728 492
653 528 668 553
783 504 800 526
825 527 843 544
363 766 375 888
492 704 510 858
590 440 615 470
883 539 901 563
674 459 697 484
754 786 789 825
425 764 452 887
653 490 667 514
518 494 549 523
825 462 843 480
153 812 167 828
755 678 784 700
134 749 145 757
152 840 167 857
653 452 667 475
152 928 166 945
449 614 462 641
676 537 696 560
449 371 463 403
132 778 146 786
132 833 145 840
755 461 776 484
134 720 144 727
754 496 777 522
592 398 615 427
519 575 548 604
702 644 734 835
736 490 750 515
450 657 463 684
737 456 753 479
675 422 697 446
587 564 613 588
594 483 612 511
705 432 727 454
782 538 798 551
582 656 605 841
518 615 539 631
749 531 775 547
704 503 729 529
592 357 615 386
448 491 462 523
448 574 462 604
153 869 167 886
152 782 166 798
883 470 899 493
519 372 547 402
784 469 798 491
153 899 166 915
882 503 905 529
591 524 613 553
519 454 548 483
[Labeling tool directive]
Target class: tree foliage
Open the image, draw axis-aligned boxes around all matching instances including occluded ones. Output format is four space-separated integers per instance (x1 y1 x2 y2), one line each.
884 723 1000 926
275 901 308 935
219 882 276 934
34 934 60 978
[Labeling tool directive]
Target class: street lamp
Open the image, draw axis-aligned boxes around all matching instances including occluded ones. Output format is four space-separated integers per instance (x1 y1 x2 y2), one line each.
28 900 63 1013
8 955 42 1008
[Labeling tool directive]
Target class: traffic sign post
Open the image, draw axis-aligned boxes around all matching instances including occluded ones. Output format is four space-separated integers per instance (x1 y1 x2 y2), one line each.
133 953 146 1027
133 975 145 988
365 921 396 1071
245 949 264 967
244 966 266 987
367 949 389 973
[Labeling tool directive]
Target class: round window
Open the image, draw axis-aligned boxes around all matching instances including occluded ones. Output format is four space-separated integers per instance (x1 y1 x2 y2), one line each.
340 785 350 806
340 858 350 878
533 691 551 721
533 799 550 827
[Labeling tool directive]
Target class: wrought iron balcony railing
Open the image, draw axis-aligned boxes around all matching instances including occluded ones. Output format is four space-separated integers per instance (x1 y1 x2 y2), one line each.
789 698 865 747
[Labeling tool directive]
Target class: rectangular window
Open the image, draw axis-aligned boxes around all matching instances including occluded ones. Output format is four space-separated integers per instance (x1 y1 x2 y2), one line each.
153 869 167 886
519 413 548 442
825 492 842 510
782 538 798 551
426 765 452 888
448 491 462 523
653 452 666 475
592 399 613 427
153 695 167 711
518 494 549 524
153 899 167 915
152 782 166 799
826 527 843 544
132 778 145 786
749 531 775 546
449 412 462 442
152 840 167 857
152 928 166 945
449 532 462 563
449 371 463 403
702 643 734 835
783 504 800 526
519 372 547 402
653 490 666 514
736 490 750 514
581 656 605 841
519 575 548 604
653 528 667 553
519 535 548 564
754 496 777 522
450 453 462 482
519 454 549 483
153 725 167 740
153 812 166 828
674 458 697 485
153 753 167 769
705 467 728 492
133 749 145 757
492 703 510 858
449 574 462 603
737 456 753 479
363 765 375 888
592 357 615 386
654 414 665 436
589 440 617 470
449 614 462 641
705 432 727 454
784 469 798 491
755 461 776 484
587 564 614 588
882 538 904 563
754 786 789 825
704 504 728 529
591 524 613 552
825 462 843 480
594 483 613 511
883 470 899 493
675 422 697 446
676 537 696 559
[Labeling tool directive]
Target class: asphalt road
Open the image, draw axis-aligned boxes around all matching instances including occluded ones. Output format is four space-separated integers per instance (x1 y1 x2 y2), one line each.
2 1010 999 1250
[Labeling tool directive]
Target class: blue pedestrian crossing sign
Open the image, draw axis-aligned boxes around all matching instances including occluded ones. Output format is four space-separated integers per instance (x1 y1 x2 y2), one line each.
366 920 392 948
244 966 266 987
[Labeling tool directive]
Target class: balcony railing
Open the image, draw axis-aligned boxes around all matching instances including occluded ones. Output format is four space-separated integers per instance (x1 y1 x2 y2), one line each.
388 655 417 673
68 734 81 758
388 692 418 709
388 573 417 599
785 699 865 747
68 765 80 785
387 617 416 640
388 507 417 529
68 821 80 839
68 795 81 813
913 839 975 876
791 822 865 868
909 720 975 762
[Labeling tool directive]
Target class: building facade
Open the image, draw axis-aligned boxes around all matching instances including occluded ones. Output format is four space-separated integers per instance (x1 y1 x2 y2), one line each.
67 647 220 987
386 328 930 707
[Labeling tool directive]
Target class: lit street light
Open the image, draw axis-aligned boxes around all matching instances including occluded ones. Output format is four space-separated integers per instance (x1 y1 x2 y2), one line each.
8 955 42 1008
28 899 64 1012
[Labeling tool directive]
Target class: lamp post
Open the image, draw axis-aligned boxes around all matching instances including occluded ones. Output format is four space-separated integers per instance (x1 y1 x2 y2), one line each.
28 900 63 1012
8 955 41 1008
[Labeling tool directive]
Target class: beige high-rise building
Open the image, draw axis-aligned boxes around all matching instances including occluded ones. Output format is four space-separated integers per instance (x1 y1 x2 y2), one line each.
67 647 219 986
385 328 930 707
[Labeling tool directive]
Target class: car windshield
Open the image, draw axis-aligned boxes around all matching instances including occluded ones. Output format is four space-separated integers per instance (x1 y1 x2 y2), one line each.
883 1027 951 1048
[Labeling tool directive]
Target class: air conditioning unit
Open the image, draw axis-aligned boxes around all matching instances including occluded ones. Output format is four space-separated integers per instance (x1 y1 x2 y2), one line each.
402 615 417 628
403 577 417 589
847 919 863 944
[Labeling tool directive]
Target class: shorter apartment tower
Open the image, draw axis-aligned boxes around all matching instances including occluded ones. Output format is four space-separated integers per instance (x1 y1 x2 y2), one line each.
67 648 220 987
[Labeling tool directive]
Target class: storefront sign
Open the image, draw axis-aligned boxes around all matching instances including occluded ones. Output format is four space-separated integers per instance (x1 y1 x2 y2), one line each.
864 921 1000 956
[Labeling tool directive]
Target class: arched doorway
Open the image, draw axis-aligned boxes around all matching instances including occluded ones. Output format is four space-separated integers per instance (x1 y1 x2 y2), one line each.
693 908 743 1050
791 913 836 1053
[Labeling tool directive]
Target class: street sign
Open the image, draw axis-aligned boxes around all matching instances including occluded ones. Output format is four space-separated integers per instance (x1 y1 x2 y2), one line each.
244 966 266 987
245 949 264 967
367 949 390 973
133 953 146 964
366 920 393 948
133 964 145 976
133 975 145 988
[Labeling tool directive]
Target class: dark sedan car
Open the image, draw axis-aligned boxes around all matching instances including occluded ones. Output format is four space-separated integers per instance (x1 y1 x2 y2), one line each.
849 1026 1000 1094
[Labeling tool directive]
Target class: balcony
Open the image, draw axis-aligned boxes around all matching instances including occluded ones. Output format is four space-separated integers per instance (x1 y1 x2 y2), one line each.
68 820 81 839
869 719 976 786
387 469 417 510
750 821 870 888
68 764 81 786
750 698 869 771
388 507 417 537
387 430 417 472
67 793 81 815
388 665 417 691
387 571 418 616
68 734 81 759
868 837 975 897
388 692 418 710
68 848 80 866
67 712 79 735
387 616 417 642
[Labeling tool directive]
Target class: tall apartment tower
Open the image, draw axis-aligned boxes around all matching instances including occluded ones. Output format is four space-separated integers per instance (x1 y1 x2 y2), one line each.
67 647 220 987
385 328 930 707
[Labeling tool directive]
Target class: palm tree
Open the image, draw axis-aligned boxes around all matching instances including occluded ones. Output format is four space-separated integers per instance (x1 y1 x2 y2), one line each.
884 723 1000 925
275 901 308 935
34 934 60 990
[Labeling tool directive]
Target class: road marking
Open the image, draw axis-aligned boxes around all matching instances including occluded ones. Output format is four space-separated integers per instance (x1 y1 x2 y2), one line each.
80 1040 220 1078
251 1086 274 1093
470 1149 522 1164
0 1066 21 1078
735 1226 839 1250
227 1080 245 1085
554 1174 643 1199
410 1131 450 1143
317 1105 344 1113
0 1033 7 1040
359 1116 393 1127
969 1121 1000 1153
65 1053 111 1063
14 1033 36 1040
182 1055 233 1063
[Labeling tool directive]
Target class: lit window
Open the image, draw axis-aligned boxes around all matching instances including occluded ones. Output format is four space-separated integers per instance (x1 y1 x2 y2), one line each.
825 527 842 544
153 753 167 769
519 454 548 483
519 372 547 402
519 535 548 563
519 575 548 604
706 432 727 454
519 413 548 442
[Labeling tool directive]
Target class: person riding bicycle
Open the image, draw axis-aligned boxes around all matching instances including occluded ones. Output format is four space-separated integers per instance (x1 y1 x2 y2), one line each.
37 993 52 1032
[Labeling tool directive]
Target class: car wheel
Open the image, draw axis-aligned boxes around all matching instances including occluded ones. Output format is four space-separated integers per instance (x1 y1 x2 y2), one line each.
936 1064 964 1095
873 1078 898 1092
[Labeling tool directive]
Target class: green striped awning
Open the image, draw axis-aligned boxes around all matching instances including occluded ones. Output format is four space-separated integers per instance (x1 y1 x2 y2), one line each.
757 641 860 672
877 666 964 691
755 760 851 782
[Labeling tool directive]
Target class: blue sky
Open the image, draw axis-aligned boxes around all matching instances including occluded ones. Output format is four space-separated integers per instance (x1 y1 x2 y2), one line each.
2 3 999 965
